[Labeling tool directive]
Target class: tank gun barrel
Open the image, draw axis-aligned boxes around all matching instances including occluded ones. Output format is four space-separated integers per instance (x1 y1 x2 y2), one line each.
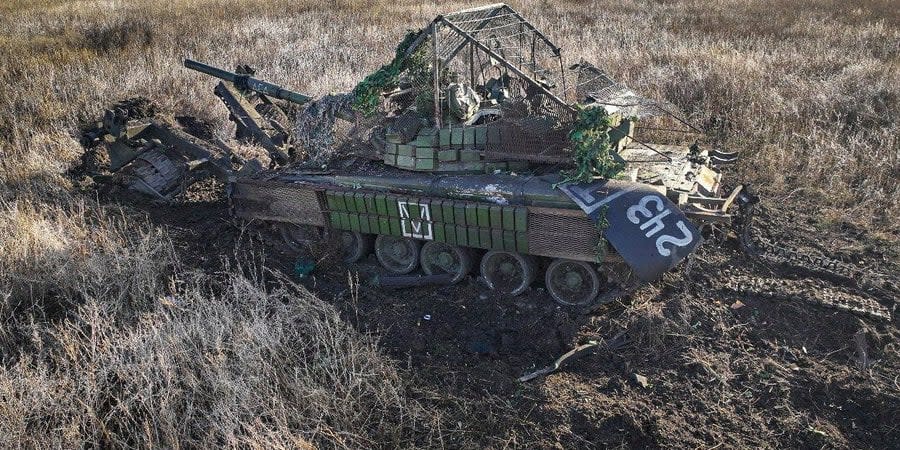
184 59 313 105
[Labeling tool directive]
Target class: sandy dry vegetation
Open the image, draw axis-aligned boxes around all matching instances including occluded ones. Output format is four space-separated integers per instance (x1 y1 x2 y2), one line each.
0 0 898 448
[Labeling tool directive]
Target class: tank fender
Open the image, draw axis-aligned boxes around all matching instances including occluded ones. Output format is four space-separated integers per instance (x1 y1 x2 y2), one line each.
557 179 702 281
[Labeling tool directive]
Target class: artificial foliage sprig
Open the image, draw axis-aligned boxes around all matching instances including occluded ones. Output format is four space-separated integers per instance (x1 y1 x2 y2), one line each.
560 105 625 184
557 107 623 263
351 30 428 117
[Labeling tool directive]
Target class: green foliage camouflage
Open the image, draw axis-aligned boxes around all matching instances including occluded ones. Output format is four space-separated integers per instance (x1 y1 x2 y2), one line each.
560 106 625 184
556 107 622 263
352 30 427 117
594 205 610 263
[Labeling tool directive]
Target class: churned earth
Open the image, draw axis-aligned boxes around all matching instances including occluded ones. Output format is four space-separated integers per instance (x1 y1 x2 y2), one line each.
84 158 899 448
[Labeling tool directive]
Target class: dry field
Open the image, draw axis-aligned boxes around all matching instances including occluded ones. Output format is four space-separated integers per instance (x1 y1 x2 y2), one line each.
0 0 898 448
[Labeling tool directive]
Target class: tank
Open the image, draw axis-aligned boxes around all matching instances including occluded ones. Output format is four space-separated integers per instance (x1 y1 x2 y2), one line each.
219 4 753 307
92 4 753 308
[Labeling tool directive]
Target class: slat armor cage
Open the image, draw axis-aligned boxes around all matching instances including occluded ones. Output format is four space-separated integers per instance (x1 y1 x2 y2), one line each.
373 3 693 172
390 3 577 164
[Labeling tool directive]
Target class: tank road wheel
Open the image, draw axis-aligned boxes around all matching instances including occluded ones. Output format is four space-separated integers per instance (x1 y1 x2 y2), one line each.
545 259 603 307
480 250 537 296
336 230 373 263
375 235 422 274
420 241 473 284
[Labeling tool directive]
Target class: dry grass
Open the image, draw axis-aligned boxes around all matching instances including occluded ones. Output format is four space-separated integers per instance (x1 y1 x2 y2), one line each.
0 0 897 447
0 274 437 448
0 201 439 447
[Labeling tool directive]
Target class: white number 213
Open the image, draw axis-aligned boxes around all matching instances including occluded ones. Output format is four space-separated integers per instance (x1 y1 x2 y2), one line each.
626 195 693 257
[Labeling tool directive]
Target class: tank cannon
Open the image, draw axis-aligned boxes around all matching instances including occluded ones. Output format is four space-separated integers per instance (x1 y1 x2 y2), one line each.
183 59 313 105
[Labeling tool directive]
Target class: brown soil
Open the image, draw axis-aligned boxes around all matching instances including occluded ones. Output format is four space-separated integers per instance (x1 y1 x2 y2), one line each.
86 181 897 449
78 139 899 448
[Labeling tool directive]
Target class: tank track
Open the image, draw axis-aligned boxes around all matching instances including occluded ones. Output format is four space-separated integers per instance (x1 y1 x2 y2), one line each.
271 198 894 320
733 202 893 321
718 271 891 320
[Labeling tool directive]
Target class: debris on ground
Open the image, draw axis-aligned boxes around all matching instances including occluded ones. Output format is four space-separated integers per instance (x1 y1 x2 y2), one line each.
519 331 628 382
632 373 650 388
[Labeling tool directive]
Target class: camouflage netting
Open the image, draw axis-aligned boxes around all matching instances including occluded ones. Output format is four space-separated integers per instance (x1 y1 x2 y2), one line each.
294 93 355 164
350 31 425 117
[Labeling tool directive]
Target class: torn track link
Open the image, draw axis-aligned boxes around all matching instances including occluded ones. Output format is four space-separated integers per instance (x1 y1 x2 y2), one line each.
734 199 893 321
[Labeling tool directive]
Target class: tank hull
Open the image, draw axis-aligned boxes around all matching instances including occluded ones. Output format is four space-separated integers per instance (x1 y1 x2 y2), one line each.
231 171 605 262
232 167 738 266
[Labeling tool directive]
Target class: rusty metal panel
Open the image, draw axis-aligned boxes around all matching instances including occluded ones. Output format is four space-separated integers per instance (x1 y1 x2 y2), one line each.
231 181 326 226
526 207 597 261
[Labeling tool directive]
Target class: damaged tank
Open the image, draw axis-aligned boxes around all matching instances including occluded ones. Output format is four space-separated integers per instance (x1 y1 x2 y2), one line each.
86 4 754 308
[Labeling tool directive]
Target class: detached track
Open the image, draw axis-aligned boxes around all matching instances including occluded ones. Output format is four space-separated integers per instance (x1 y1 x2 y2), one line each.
733 202 896 321
720 272 891 320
